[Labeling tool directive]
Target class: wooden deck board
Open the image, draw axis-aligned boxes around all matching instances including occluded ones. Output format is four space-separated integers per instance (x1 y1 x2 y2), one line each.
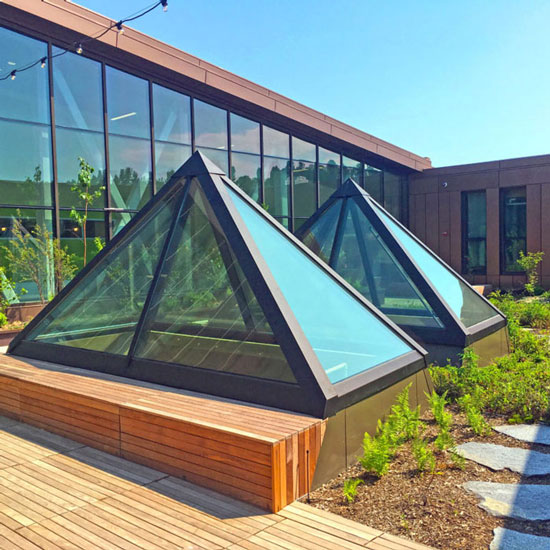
0 412 434 550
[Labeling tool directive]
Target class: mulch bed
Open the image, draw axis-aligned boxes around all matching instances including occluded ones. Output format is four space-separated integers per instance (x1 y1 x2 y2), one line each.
308 408 550 550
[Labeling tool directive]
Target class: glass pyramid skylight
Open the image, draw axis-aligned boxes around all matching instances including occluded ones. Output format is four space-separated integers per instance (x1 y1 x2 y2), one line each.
296 179 506 349
9 153 427 417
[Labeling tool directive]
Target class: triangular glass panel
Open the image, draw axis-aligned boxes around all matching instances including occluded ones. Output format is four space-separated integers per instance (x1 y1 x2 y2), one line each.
372 202 498 328
226 186 414 384
335 199 442 328
25 190 181 354
300 200 342 264
134 179 296 383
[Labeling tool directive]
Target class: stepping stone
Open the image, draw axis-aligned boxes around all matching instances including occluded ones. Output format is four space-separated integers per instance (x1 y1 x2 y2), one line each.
494 424 550 446
491 527 550 550
456 442 550 476
464 481 550 520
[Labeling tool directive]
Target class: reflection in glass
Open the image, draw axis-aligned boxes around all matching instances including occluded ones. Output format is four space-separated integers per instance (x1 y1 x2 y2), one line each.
300 201 341 263
342 157 362 184
462 191 487 275
231 152 260 201
106 66 150 139
383 171 403 220
292 137 315 162
364 166 382 203
263 126 289 158
501 187 526 273
53 49 103 132
196 147 228 173
56 128 105 207
318 147 339 165
293 160 316 218
230 114 260 154
0 27 49 124
28 192 179 354
0 208 54 302
59 210 105 270
112 211 135 236
227 187 413 383
264 157 290 218
194 100 227 149
155 142 192 189
319 160 340 204
109 135 152 210
375 203 498 327
153 84 191 144
0 120 52 206
136 182 294 382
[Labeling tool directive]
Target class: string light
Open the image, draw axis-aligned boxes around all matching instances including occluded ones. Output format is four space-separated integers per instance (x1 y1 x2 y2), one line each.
1 1 168 81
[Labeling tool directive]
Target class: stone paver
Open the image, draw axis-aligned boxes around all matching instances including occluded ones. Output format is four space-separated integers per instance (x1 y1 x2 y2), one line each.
464 481 550 521
456 442 550 476
494 424 550 446
490 527 550 550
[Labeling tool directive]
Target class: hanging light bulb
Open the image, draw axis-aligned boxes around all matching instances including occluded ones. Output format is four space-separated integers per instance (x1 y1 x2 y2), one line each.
161 0 168 12
76 44 83 55
116 21 124 34
40 57 46 69
10 70 16 80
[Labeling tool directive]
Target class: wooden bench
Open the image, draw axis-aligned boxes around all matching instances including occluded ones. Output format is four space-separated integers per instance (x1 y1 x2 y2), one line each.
0 353 325 512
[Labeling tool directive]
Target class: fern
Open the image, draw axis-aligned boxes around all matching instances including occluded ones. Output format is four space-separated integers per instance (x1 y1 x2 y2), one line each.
342 478 364 503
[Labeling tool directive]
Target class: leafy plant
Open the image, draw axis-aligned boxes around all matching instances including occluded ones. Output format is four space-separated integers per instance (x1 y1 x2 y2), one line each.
449 450 466 470
427 390 455 451
342 478 363 503
517 251 544 295
412 437 435 473
458 394 491 436
360 430 393 477
70 157 105 267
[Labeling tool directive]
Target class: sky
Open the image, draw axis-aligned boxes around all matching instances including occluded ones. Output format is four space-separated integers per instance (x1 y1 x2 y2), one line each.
80 0 550 167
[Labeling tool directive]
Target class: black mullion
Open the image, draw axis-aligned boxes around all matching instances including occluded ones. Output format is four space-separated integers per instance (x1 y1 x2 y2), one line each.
289 134 294 233
227 110 232 184
47 42 61 251
126 184 190 362
315 145 320 209
350 197 380 307
149 80 157 196
328 198 348 267
190 97 196 152
259 123 265 204
101 62 112 241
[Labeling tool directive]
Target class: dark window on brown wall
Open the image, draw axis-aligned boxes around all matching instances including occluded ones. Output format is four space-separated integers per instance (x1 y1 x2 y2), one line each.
500 186 526 273
462 191 487 275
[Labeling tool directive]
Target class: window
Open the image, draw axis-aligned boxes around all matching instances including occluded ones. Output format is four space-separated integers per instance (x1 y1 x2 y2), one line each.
0 27 52 206
462 191 486 275
342 156 362 184
152 84 192 189
194 99 228 172
263 126 290 227
318 148 340 204
364 165 383 203
106 67 152 210
53 49 106 208
383 171 404 221
292 137 316 228
501 187 526 273
59 209 105 269
230 114 260 200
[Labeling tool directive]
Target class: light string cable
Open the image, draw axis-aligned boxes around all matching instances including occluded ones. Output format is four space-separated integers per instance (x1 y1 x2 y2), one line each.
0 0 168 81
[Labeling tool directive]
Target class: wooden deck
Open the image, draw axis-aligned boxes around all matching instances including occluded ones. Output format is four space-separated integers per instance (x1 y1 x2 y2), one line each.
0 353 324 512
0 413 434 550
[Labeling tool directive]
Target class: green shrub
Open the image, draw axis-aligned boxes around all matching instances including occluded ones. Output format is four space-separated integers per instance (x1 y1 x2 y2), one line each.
0 312 6 328
342 478 363 503
360 431 393 477
387 383 422 444
412 437 435 473
449 450 466 470
458 394 491 436
427 390 455 451
517 251 544 295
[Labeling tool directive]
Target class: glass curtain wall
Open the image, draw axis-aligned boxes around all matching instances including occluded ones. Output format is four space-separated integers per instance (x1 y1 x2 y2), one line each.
0 23 412 302
462 191 487 275
263 126 291 228
319 147 341 204
152 83 192 190
501 187 526 273
292 137 317 231
230 114 261 201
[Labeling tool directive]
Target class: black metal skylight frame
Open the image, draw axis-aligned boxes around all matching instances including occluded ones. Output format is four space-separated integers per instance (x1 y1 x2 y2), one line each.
9 153 427 418
295 178 506 349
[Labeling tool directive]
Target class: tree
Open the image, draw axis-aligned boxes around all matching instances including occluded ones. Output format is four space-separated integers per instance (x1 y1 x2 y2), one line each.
70 157 105 266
